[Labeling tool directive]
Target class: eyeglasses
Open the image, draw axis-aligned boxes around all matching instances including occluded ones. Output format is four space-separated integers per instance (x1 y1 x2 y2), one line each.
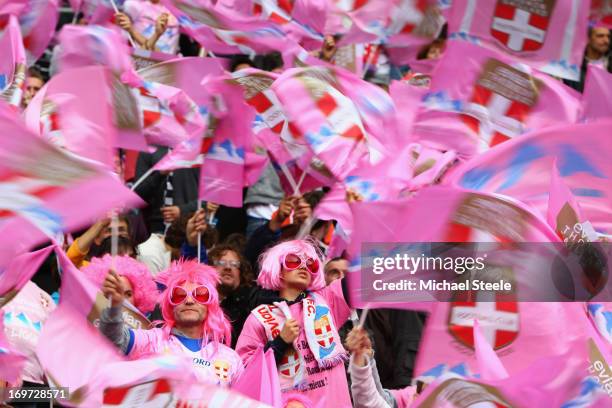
283 253 320 274
214 259 241 269
169 285 212 306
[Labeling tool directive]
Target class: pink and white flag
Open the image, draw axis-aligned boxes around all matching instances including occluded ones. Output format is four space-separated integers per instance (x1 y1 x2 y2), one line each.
24 66 117 167
445 121 612 235
582 64 612 123
56 24 134 75
0 102 142 270
0 0 59 65
0 15 26 108
0 309 27 384
139 57 224 170
546 160 588 242
162 0 292 55
272 67 386 182
413 342 604 407
415 302 591 384
447 0 589 80
0 245 55 304
198 78 252 207
413 40 581 159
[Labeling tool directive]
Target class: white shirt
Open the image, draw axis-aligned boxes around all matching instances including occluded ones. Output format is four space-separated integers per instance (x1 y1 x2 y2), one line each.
137 234 171 276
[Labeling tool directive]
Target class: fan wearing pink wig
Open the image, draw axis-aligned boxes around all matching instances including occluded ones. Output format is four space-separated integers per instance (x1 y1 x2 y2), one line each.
82 255 158 315
236 239 352 408
99 259 244 386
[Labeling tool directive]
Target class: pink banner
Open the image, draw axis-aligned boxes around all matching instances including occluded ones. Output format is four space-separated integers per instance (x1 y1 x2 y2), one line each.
413 340 604 407
0 310 27 384
413 40 581 159
0 102 143 270
582 64 612 123
57 24 133 75
233 347 282 407
24 66 117 167
198 78 252 207
162 0 295 55
445 121 612 235
0 15 26 108
0 245 55 302
447 0 589 80
546 160 585 241
0 0 59 65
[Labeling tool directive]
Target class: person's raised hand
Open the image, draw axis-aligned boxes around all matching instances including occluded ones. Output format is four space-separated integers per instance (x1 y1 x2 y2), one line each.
114 12 132 31
155 13 169 35
269 196 295 231
102 270 125 308
293 196 312 225
186 209 207 246
161 206 181 224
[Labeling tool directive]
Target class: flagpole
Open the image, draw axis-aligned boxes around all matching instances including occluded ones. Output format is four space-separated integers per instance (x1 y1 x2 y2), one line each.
130 168 154 191
71 2 81 24
108 211 119 307
197 200 202 264
358 307 370 329
109 0 137 48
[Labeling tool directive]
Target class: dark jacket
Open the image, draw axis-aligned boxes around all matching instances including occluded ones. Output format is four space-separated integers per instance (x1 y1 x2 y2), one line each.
363 309 427 389
134 147 199 234
563 53 612 93
222 285 258 349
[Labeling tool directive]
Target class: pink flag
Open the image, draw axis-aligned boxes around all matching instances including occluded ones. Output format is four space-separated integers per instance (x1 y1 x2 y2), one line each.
447 0 589 81
0 245 55 303
23 66 116 167
415 302 591 384
35 302 124 399
336 0 444 48
68 0 83 13
217 0 326 45
0 102 143 270
473 320 508 381
0 309 26 384
445 121 612 235
162 0 294 55
0 0 59 65
413 40 581 159
344 187 559 310
56 24 134 75
413 342 603 407
139 57 223 170
0 15 26 108
120 70 207 150
547 160 586 241
582 64 612 123
233 347 283 407
232 67 334 192
271 67 384 182
198 78 251 207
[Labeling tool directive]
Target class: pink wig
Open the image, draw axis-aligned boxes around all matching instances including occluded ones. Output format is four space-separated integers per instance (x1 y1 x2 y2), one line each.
257 238 326 291
159 259 232 347
282 392 313 408
82 254 158 314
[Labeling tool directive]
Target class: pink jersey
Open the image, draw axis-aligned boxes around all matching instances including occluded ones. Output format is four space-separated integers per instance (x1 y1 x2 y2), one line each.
124 0 179 54
129 328 244 387
3 281 56 384
236 280 352 408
